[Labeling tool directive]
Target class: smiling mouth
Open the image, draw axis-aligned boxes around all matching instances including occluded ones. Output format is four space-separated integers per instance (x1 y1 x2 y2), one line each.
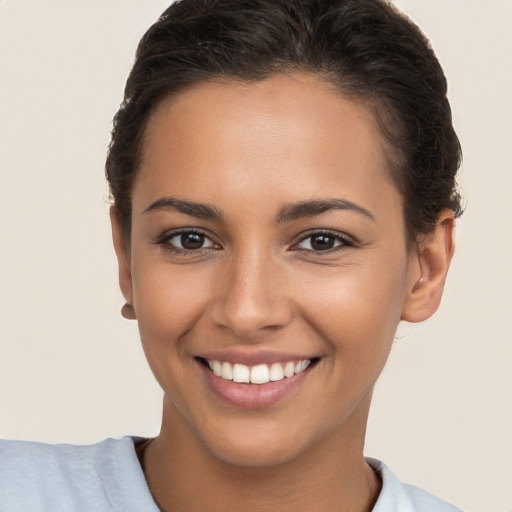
197 357 320 385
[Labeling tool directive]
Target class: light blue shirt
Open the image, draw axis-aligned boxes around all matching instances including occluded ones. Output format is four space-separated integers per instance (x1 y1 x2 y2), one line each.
0 437 462 511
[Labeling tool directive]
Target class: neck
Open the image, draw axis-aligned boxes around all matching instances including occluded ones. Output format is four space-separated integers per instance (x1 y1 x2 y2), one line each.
141 396 380 512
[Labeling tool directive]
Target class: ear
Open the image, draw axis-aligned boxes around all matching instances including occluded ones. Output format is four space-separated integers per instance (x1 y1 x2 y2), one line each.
401 210 455 323
110 205 136 319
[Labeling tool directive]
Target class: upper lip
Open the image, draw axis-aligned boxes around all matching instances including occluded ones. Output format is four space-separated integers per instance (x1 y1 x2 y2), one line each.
196 349 320 366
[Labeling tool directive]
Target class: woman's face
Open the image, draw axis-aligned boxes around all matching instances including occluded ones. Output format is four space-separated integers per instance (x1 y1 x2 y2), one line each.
116 73 422 466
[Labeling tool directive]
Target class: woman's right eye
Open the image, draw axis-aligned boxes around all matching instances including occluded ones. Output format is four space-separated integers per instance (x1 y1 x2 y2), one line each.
156 230 218 253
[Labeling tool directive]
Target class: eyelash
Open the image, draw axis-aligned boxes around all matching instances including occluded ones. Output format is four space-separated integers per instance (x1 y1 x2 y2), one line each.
154 228 219 255
155 228 355 256
293 230 356 253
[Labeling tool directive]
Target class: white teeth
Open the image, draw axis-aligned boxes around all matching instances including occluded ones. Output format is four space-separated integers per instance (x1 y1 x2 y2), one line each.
283 361 295 378
212 360 222 376
250 364 270 384
269 363 284 381
295 359 311 374
232 363 250 383
205 358 314 385
221 361 233 380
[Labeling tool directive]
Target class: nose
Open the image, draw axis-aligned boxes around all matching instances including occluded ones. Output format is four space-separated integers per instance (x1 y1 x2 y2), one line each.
209 248 293 340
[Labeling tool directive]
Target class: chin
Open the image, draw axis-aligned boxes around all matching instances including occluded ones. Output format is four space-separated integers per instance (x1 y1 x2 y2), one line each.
206 433 307 468
194 412 334 469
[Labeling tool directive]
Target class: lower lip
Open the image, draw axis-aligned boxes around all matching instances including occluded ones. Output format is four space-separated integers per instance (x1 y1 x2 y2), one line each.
198 362 313 410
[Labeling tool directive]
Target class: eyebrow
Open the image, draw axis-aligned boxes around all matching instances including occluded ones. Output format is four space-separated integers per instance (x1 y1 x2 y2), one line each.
276 198 374 222
143 196 374 223
144 196 222 220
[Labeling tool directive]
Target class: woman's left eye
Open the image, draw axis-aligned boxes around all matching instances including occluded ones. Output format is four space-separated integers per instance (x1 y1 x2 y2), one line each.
295 232 354 252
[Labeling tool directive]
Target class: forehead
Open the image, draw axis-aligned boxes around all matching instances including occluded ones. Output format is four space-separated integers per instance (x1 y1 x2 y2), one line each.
135 73 400 218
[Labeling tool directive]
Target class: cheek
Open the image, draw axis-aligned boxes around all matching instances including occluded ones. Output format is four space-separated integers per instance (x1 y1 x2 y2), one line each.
131 260 212 352
130 261 214 408
296 258 408 356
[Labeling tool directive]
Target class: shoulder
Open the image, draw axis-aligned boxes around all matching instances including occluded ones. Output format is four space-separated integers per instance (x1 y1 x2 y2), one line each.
0 436 158 512
368 458 464 512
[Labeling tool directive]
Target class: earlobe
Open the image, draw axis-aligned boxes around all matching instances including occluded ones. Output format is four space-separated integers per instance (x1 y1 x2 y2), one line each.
401 210 455 323
110 205 136 319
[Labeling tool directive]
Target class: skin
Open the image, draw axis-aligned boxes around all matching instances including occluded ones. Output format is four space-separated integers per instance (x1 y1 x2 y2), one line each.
111 73 454 512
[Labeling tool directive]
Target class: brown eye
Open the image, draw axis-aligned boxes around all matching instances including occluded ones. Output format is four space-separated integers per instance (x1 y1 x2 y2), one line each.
296 231 353 252
159 230 217 252
180 232 205 250
309 234 336 251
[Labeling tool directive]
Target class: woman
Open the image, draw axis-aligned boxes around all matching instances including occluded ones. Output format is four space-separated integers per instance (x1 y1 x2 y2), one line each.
0 0 464 510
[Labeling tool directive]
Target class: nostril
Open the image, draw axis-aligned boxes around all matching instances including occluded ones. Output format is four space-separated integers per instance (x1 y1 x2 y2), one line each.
209 297 294 338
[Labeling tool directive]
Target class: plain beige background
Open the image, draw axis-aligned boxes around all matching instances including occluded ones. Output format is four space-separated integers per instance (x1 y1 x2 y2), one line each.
0 1 511 511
